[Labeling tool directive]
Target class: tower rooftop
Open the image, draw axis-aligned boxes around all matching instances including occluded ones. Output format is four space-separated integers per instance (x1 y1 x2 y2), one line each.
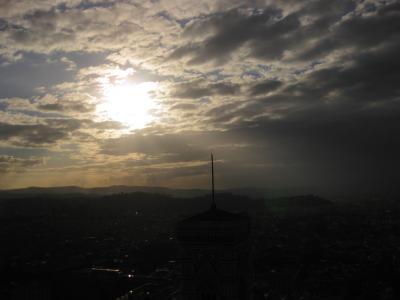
182 206 248 222
176 206 250 245
176 154 250 244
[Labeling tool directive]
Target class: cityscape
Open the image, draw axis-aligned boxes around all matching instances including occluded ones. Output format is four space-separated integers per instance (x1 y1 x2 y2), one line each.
1 185 399 299
1 0 399 299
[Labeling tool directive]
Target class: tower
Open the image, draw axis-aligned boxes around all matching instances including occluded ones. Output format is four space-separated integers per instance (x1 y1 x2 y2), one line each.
176 154 252 299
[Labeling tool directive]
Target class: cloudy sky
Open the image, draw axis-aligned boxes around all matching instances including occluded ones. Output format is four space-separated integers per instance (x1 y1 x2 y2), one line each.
0 0 399 195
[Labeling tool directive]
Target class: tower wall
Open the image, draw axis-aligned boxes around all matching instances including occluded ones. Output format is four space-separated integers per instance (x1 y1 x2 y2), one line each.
176 212 252 300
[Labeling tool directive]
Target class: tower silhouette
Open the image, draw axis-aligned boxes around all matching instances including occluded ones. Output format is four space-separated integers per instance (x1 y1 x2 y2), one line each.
176 154 252 299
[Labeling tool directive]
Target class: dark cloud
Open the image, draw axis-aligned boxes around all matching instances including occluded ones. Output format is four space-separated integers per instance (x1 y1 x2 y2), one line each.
144 163 209 183
170 7 287 64
249 79 282 95
171 80 240 99
378 2 400 15
296 3 400 61
171 1 399 65
170 103 198 110
91 120 124 130
0 118 83 146
101 132 207 159
171 4 338 64
0 155 42 172
37 100 95 113
0 117 123 147
290 41 400 103
205 101 247 124
37 103 64 111
204 29 400 126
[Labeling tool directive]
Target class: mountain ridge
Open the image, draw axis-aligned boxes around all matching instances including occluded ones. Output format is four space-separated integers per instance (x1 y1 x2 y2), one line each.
0 185 308 199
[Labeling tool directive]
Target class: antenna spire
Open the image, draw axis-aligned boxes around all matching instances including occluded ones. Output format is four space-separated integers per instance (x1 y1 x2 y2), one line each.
211 153 216 209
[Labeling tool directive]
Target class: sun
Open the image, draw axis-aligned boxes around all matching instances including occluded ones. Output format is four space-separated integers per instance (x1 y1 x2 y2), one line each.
97 80 159 129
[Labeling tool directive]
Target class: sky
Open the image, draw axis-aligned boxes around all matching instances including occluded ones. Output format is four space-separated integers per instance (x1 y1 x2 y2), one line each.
0 0 399 195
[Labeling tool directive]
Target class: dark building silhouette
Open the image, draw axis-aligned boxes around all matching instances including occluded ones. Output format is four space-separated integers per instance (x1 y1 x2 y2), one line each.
176 154 252 299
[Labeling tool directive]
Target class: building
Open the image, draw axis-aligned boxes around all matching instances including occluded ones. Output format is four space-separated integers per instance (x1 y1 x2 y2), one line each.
176 154 252 299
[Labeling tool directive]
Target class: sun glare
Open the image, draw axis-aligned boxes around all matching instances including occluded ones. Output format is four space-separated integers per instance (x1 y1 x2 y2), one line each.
97 79 158 129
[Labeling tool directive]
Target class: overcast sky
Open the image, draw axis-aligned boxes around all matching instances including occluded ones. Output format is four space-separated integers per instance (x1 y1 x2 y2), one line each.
0 0 399 195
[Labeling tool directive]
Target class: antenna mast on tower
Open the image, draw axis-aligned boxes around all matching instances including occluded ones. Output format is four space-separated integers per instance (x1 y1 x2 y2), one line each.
211 153 216 209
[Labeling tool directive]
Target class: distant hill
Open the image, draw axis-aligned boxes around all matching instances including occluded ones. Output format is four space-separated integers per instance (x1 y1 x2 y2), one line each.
0 185 307 200
0 185 206 200
267 194 332 207
0 186 331 220
0 191 263 219
264 194 333 216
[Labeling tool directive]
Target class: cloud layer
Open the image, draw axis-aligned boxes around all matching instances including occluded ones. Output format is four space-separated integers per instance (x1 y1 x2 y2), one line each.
0 0 399 196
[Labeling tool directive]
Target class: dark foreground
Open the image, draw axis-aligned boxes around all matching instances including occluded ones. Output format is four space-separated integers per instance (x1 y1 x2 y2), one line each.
1 192 399 299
